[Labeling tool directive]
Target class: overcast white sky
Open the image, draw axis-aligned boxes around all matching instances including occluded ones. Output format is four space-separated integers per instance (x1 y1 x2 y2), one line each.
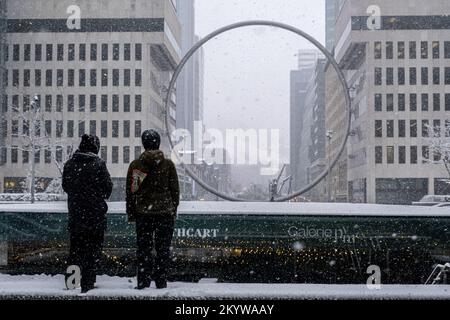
193 0 326 165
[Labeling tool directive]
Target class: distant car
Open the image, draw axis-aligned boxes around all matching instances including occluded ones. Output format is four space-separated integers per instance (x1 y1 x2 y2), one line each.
412 195 450 206
433 203 450 208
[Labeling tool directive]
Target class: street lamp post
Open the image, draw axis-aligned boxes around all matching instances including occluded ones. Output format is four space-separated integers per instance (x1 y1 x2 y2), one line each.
326 130 334 202
30 95 39 204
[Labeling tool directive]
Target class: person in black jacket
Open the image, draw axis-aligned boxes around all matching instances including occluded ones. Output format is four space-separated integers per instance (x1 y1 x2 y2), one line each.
126 129 180 289
62 134 113 293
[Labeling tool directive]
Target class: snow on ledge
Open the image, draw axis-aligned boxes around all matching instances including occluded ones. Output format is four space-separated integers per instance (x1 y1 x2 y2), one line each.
0 201 449 217
0 274 449 300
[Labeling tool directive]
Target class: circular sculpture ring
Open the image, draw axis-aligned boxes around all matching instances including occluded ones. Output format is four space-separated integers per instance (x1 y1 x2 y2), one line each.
164 20 352 202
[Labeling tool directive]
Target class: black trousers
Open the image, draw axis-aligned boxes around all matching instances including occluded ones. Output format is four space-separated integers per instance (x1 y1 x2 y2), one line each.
136 215 175 287
68 229 104 290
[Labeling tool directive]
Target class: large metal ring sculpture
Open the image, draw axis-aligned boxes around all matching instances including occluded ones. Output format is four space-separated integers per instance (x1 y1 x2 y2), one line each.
164 20 352 202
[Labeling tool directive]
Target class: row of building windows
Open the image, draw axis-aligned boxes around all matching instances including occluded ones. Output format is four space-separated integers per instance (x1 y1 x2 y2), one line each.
374 93 450 112
374 119 447 138
1 94 143 113
6 43 143 62
3 119 143 139
5 68 143 88
2 145 143 165
375 145 440 165
374 41 450 60
374 67 450 86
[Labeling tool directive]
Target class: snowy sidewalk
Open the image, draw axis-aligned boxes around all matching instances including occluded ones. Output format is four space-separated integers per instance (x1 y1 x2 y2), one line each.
0 274 450 300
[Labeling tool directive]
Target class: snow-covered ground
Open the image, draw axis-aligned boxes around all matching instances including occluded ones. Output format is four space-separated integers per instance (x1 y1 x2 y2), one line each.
0 274 449 300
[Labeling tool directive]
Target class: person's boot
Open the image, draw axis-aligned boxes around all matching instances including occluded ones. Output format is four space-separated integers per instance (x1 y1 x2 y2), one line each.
155 279 167 289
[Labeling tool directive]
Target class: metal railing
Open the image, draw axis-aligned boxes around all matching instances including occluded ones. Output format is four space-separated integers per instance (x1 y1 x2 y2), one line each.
425 263 450 285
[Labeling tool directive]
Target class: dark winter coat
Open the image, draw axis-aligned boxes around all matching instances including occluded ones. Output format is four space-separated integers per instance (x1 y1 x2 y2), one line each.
126 150 180 221
62 151 113 232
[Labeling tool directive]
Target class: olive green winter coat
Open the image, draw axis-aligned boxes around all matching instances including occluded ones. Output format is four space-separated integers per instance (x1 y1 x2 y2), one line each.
126 150 180 221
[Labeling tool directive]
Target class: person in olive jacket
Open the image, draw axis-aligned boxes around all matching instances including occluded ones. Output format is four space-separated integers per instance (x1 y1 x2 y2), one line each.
62 134 113 293
126 129 180 289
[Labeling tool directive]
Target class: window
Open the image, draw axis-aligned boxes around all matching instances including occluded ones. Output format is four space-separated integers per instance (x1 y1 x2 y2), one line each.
124 69 131 86
67 120 74 138
123 146 130 164
113 95 119 112
433 67 440 85
433 119 441 137
90 69 97 86
410 120 417 138
46 44 53 61
386 42 393 59
398 68 405 85
79 95 85 112
445 41 450 58
90 44 97 61
135 95 142 112
35 69 41 86
45 120 51 136
433 93 440 111
112 146 119 164
56 120 63 138
135 146 142 160
398 41 405 59
1 95 7 112
375 120 382 138
446 120 450 138
79 70 86 87
56 69 63 86
11 146 18 164
113 44 120 60
22 150 29 164
387 120 394 137
124 95 130 112
68 44 75 61
386 68 394 85
13 44 19 61
397 120 405 138
11 120 18 136
421 67 428 85
399 146 406 164
124 44 131 61
446 94 450 111
101 69 108 86
102 44 108 61
79 44 86 61
421 41 428 59
57 44 64 61
387 146 395 164
112 121 119 138
374 42 382 59
135 70 142 86
374 68 382 85
68 69 75 86
35 44 42 61
45 95 52 112
422 120 430 137
78 121 85 137
34 148 41 164
113 69 119 86
2 70 7 87
135 44 142 61
410 94 417 111
101 121 108 138
135 120 142 138
422 94 429 111
409 41 417 59
387 94 394 112
24 44 31 61
23 69 30 87
398 94 405 111
409 67 417 85
123 120 130 138
90 95 96 112
375 146 383 164
101 146 107 162
422 146 429 162
101 95 108 112
12 95 19 112
432 41 440 59
68 95 74 112
90 120 96 136
445 67 450 84
3 44 8 62
56 146 63 163
12 69 19 87
56 95 63 112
